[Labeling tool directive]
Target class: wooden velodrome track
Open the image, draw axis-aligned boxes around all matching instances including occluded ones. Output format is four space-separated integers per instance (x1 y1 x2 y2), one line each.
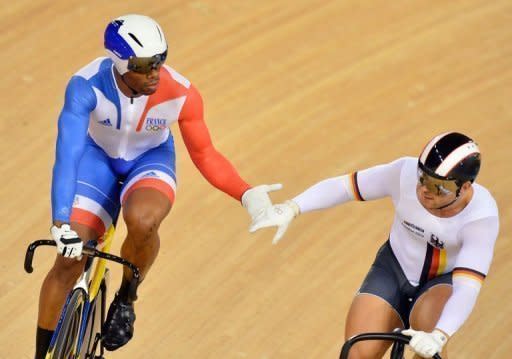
1 1 511 358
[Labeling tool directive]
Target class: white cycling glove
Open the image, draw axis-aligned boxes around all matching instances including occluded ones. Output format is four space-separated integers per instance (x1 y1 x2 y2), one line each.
402 328 448 358
249 200 300 244
51 224 83 259
241 184 283 226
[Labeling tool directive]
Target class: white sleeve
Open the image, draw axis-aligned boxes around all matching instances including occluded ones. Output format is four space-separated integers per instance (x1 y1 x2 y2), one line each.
435 276 479 337
292 157 407 213
356 157 406 201
435 217 499 336
293 176 354 213
453 216 499 275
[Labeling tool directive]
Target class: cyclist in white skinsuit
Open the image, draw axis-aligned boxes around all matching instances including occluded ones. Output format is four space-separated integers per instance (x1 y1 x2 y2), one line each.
251 132 499 358
34 14 282 358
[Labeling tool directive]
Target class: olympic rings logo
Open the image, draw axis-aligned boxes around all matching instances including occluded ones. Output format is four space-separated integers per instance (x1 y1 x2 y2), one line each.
145 117 168 132
145 124 167 131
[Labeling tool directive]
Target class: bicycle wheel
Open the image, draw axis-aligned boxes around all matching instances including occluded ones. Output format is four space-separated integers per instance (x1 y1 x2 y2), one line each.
49 288 87 359
80 275 108 359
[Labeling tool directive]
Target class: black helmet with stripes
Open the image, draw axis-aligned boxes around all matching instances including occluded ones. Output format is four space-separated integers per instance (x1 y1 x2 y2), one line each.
418 132 481 185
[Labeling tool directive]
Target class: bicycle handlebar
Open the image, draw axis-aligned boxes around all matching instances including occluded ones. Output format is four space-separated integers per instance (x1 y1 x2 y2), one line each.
340 332 442 359
24 239 140 281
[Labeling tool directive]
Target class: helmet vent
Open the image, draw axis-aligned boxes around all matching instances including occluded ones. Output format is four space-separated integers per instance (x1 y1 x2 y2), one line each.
128 33 143 47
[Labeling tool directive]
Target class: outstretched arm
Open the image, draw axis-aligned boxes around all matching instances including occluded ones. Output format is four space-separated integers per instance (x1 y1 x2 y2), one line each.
251 157 407 243
178 85 282 225
178 84 251 200
294 157 406 212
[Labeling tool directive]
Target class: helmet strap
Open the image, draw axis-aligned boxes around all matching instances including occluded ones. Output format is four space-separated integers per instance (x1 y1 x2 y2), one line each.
435 186 462 210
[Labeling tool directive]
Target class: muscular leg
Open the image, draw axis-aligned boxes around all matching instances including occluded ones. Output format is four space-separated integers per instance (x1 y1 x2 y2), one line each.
102 167 174 351
35 223 98 359
345 294 403 359
119 187 172 300
409 284 452 359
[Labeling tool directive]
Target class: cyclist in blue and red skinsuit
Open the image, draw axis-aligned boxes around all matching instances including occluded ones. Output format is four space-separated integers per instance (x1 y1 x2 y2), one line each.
34 14 281 358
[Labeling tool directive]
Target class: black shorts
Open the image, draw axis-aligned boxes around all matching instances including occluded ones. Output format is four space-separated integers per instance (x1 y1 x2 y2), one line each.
358 240 452 328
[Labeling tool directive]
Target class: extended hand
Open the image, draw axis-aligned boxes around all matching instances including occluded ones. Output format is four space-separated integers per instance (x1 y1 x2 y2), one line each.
242 184 283 225
51 224 83 259
249 200 300 244
402 328 448 358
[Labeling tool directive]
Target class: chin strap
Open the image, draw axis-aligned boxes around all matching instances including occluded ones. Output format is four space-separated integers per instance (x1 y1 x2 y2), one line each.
435 187 462 210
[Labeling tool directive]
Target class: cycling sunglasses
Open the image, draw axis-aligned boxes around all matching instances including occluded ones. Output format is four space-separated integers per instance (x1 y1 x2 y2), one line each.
127 50 167 74
417 167 459 196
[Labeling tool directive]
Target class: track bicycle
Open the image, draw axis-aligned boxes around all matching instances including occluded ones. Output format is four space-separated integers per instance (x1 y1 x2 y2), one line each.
339 331 442 359
25 224 140 359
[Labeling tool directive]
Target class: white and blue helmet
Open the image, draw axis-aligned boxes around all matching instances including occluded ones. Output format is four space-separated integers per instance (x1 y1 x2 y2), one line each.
104 14 167 75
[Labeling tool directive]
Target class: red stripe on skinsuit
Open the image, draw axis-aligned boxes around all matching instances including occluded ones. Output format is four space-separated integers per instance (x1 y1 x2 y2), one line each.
70 208 106 238
122 178 175 205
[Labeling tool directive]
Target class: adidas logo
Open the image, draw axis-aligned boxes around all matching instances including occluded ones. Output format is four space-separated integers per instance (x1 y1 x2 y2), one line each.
97 118 113 127
143 171 159 178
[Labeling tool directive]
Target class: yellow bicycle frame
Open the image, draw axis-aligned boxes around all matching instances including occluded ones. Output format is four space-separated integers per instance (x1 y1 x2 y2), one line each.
88 224 116 300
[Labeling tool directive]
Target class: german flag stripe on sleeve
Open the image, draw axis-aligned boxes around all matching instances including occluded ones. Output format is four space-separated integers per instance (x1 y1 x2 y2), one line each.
350 172 365 201
453 267 486 283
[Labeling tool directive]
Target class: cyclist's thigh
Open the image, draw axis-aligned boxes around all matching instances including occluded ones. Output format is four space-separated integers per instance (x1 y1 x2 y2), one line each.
120 137 177 213
70 143 121 240
345 294 403 359
345 242 405 358
409 274 452 331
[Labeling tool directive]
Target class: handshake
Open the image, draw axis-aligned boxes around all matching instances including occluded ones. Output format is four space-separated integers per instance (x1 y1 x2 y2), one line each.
241 184 300 244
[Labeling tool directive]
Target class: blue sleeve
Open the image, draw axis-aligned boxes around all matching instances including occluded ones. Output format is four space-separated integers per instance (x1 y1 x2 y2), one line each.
51 76 97 222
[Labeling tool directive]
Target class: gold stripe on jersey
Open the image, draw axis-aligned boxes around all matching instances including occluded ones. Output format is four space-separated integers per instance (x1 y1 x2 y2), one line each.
438 248 447 275
453 267 485 284
350 172 364 201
